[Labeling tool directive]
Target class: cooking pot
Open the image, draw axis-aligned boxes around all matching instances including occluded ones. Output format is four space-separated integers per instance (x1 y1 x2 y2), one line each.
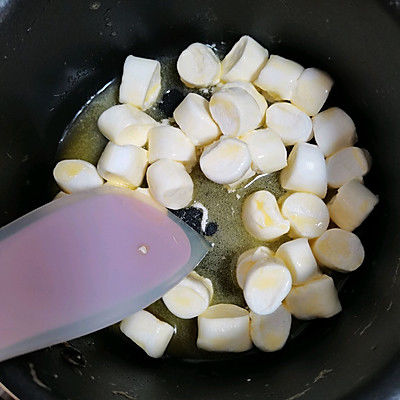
0 0 399 399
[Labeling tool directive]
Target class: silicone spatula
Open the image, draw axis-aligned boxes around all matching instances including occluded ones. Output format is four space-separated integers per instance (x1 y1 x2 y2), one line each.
0 186 210 362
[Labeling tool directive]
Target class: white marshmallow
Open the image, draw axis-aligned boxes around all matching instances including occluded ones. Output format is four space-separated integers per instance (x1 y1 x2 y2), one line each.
275 238 319 285
53 159 104 193
284 275 342 319
173 93 220 146
197 304 252 352
119 55 161 110
313 107 357 157
236 246 274 289
225 168 256 191
200 137 251 184
280 143 327 198
209 86 262 137
177 43 221 88
254 55 304 101
311 228 365 272
241 128 287 173
162 271 213 319
97 142 148 189
242 190 290 241
326 147 370 188
265 102 313 146
148 126 196 172
221 35 268 82
291 68 333 116
222 81 268 124
328 180 378 231
280 192 329 239
97 104 158 147
120 310 174 358
147 159 193 210
243 257 292 315
250 305 291 352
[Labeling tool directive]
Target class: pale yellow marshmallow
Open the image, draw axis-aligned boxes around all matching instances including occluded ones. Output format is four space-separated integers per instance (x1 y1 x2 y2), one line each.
291 68 333 116
53 159 104 194
119 55 161 110
254 55 304 101
284 275 342 319
275 238 319 285
242 190 290 241
162 272 213 319
243 258 292 315
236 246 274 289
221 35 268 82
177 43 221 88
120 310 174 358
242 128 287 173
280 192 329 239
326 147 370 188
222 81 268 125
328 180 378 231
265 102 313 146
311 228 365 272
148 125 196 172
97 104 158 147
147 159 193 210
209 86 262 137
197 304 252 352
280 143 327 198
200 137 251 184
173 93 220 146
97 142 148 189
250 305 291 352
313 107 357 157
225 168 256 191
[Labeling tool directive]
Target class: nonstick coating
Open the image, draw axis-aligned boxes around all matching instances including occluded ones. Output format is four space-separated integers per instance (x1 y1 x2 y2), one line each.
0 1 399 399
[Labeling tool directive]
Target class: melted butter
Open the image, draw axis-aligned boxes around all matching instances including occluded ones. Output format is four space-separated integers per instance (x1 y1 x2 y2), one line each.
55 53 315 361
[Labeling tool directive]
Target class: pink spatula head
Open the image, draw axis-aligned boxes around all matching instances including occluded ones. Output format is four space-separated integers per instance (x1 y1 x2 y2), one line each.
0 187 210 362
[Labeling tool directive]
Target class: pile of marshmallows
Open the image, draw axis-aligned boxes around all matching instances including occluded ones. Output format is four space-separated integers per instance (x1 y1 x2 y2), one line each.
53 36 378 359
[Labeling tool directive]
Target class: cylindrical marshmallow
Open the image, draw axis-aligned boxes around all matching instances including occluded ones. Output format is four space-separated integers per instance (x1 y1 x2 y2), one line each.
241 128 287 173
97 142 148 189
311 228 365 272
197 304 252 352
200 137 251 184
147 159 193 210
250 305 291 352
254 55 304 101
243 258 292 315
53 159 104 194
280 192 330 239
313 107 357 157
221 35 268 82
291 68 333 116
119 55 161 110
173 93 220 146
177 43 221 88
280 143 327 198
242 190 290 241
275 238 319 285
284 275 342 319
148 125 196 172
326 147 370 188
265 102 313 146
98 104 158 147
327 180 378 231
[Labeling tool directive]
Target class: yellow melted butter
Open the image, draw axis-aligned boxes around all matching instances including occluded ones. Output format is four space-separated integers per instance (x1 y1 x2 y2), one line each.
57 55 296 360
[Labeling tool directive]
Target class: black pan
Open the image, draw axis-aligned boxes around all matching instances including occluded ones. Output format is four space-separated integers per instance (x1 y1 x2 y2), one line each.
0 1 399 399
